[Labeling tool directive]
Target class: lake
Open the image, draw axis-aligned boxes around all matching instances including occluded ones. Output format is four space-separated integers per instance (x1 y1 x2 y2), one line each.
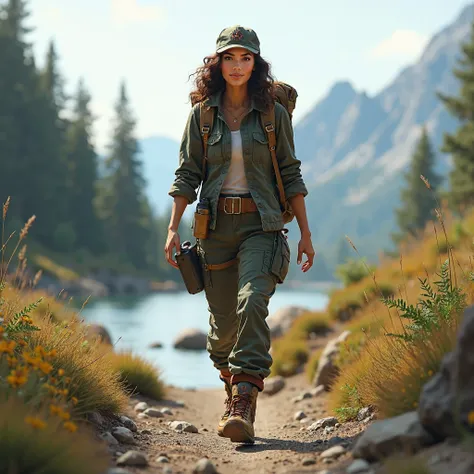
80 289 329 390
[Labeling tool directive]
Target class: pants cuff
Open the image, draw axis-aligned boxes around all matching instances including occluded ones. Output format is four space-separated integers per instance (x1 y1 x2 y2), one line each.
231 373 264 391
219 369 232 384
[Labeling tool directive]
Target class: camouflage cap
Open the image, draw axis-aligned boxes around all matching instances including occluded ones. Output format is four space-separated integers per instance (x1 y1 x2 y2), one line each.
216 25 260 55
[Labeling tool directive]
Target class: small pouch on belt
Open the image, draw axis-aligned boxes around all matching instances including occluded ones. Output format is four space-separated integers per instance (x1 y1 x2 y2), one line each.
193 198 211 240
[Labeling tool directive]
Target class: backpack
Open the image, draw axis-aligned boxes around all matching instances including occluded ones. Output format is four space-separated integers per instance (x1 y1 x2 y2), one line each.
199 81 298 224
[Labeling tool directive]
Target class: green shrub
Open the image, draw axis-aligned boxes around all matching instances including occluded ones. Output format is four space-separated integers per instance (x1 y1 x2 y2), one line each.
335 258 376 287
287 312 331 340
271 339 309 377
305 348 323 383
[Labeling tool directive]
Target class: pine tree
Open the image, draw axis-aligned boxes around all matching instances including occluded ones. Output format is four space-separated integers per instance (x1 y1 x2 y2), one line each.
97 82 152 270
66 79 104 254
393 127 442 244
439 21 474 212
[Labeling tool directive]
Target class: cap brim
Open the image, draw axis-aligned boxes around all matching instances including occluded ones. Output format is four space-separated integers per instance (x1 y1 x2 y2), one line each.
216 44 259 54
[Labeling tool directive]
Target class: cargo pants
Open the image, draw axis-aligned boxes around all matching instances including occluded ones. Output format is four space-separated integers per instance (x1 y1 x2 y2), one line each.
197 202 290 389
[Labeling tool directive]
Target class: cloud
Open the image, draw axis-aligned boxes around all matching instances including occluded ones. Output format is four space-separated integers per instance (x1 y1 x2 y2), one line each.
111 0 165 25
369 30 428 59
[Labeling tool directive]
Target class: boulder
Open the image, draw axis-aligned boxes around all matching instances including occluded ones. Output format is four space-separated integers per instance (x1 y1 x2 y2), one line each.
86 324 113 345
419 305 474 439
267 306 309 338
173 329 207 351
352 411 435 462
312 330 351 388
263 376 286 395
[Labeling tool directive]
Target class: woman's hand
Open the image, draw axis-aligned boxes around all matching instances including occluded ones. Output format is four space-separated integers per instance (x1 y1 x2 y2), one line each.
297 232 315 273
165 229 181 269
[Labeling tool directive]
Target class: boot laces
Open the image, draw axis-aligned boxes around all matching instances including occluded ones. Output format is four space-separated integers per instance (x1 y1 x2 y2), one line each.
230 393 251 418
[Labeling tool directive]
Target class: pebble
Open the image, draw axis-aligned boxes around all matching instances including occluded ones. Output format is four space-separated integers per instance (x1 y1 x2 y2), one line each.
100 432 119 446
174 400 186 408
141 429 152 435
302 458 316 466
111 427 136 445
320 445 346 459
307 417 338 431
324 426 335 434
292 392 313 403
310 385 325 397
193 458 217 474
169 421 198 433
144 408 164 418
163 467 173 474
294 411 307 421
335 423 341 428
137 413 148 420
156 456 170 463
357 407 371 422
119 416 137 432
161 408 173 415
117 450 148 467
108 469 133 474
134 402 149 413
347 459 371 473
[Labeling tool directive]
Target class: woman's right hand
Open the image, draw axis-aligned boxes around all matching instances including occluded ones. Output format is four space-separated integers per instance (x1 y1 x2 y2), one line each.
165 229 181 269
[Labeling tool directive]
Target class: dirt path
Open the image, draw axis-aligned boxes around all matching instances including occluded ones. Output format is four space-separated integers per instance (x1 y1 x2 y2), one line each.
114 373 368 474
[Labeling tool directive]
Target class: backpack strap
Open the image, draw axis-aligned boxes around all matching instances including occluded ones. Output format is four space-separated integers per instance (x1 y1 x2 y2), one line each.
199 102 215 183
260 106 287 211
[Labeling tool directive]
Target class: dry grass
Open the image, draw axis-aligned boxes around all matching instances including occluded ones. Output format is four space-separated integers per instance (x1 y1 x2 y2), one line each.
305 347 323 383
0 398 109 474
286 311 331 339
270 338 308 377
109 351 165 400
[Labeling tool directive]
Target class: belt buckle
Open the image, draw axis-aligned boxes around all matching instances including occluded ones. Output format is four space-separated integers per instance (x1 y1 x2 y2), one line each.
224 197 242 214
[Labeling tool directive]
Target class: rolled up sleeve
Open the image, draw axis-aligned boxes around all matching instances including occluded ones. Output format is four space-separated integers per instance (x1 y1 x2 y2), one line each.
275 104 308 200
168 105 203 204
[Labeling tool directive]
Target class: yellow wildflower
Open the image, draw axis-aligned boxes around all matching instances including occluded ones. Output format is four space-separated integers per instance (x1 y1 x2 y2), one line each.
7 356 18 367
0 340 16 355
60 389 69 397
39 361 53 375
58 369 65 377
468 410 474 426
49 405 62 416
48 349 57 358
34 346 47 358
63 421 77 433
49 377 57 385
0 326 4 336
25 416 47 430
59 410 71 421
23 353 41 368
71 397 78 406
43 383 58 395
18 339 27 347
20 316 33 325
64 377 71 385
7 367 28 388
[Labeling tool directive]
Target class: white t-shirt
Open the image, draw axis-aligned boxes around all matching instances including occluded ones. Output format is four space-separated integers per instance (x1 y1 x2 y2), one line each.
221 130 250 194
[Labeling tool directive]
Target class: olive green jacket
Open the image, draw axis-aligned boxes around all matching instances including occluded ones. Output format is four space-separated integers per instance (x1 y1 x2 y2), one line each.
168 91 308 232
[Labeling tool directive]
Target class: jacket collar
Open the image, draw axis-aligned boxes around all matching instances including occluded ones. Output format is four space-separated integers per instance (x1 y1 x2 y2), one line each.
204 89 267 113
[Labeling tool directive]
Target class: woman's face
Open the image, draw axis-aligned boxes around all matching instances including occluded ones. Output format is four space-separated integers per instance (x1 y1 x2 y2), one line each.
220 47 255 87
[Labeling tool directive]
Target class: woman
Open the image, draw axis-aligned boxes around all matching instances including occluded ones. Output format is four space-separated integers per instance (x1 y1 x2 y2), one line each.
165 25 315 444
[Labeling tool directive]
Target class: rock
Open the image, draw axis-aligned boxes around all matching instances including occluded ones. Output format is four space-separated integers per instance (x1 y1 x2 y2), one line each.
292 392 313 403
263 376 286 395
313 331 351 388
156 456 170 463
324 426 335 434
100 432 119 446
144 408 164 418
174 400 186 408
310 385 325 397
169 421 198 433
347 459 371 473
86 411 104 426
357 407 372 422
134 402 149 413
161 408 173 415
321 445 346 459
335 423 341 428
137 413 148 420
308 417 338 431
173 329 207 350
117 450 148 467
141 429 152 435
294 411 307 421
149 341 163 349
352 411 435 462
108 469 133 474
267 305 310 338
419 305 474 440
85 324 113 345
119 416 137 432
193 458 217 474
302 458 316 466
111 427 136 445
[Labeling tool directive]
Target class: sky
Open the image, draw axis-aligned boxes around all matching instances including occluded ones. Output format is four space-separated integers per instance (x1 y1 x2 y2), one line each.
24 0 472 153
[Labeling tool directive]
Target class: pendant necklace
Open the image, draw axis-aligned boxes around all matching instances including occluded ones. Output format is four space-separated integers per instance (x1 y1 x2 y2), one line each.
224 103 249 123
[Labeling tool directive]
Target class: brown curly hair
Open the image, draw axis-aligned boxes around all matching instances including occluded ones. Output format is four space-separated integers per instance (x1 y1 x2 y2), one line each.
189 52 276 112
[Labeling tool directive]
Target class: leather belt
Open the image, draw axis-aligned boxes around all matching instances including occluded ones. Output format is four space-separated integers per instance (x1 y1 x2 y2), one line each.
217 196 258 214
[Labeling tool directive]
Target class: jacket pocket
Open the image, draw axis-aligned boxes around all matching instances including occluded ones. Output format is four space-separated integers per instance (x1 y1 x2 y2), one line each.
252 131 270 164
207 132 223 163
270 231 290 284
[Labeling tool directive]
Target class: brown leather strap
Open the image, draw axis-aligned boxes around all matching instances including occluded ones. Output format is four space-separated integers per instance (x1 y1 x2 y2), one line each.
199 103 215 184
260 107 287 210
217 196 258 214
204 258 238 271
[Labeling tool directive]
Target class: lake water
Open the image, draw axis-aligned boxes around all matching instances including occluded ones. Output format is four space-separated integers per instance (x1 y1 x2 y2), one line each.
80 289 329 390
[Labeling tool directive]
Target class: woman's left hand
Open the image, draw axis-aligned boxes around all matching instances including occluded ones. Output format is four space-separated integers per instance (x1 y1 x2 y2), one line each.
297 233 315 272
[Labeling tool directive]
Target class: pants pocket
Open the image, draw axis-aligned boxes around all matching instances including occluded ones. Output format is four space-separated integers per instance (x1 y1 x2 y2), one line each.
270 231 290 284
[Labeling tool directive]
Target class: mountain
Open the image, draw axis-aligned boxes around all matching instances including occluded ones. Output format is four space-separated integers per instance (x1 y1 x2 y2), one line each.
294 4 473 266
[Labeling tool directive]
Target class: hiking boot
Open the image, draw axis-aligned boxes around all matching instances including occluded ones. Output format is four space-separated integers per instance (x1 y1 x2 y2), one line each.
222 382 258 444
217 376 233 437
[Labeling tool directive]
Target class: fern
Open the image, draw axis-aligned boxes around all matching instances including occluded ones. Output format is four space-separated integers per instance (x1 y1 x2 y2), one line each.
382 260 466 342
4 298 42 336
